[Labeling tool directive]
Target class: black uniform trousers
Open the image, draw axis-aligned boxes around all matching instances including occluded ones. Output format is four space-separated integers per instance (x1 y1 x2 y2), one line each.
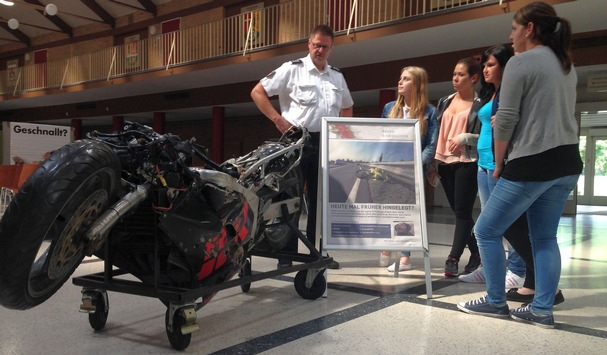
279 132 320 263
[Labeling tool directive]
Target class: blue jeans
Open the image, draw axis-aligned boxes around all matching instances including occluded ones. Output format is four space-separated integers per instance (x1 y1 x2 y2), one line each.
477 167 526 277
474 174 579 314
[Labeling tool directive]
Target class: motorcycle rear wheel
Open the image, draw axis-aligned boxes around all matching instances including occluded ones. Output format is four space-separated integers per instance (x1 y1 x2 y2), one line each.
0 140 120 310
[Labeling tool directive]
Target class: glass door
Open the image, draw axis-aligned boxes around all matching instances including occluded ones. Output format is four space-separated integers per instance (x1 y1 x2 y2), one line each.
578 130 607 206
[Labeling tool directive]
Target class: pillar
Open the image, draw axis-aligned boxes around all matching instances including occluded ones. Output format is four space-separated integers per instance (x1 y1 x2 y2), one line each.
153 112 166 134
71 119 82 140
112 116 124 132
211 107 225 162
378 89 395 117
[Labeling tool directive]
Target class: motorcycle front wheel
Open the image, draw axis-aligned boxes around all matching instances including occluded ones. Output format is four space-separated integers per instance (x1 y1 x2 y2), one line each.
254 166 303 252
0 140 120 310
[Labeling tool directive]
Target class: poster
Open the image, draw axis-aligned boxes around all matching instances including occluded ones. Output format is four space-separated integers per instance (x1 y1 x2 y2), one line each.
241 3 264 47
6 59 18 87
2 122 72 165
321 118 428 251
125 34 140 69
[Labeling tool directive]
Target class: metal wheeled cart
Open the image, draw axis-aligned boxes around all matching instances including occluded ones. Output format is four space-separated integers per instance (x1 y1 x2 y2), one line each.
72 205 332 351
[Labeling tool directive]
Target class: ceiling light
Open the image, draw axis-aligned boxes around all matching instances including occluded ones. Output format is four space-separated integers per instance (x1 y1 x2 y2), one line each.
45 3 58 16
8 18 19 30
0 0 15 6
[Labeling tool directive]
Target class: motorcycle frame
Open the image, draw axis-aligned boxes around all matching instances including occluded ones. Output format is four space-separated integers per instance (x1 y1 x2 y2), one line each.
83 127 310 256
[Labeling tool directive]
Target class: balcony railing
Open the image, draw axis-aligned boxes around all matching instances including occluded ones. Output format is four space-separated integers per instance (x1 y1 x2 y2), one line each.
0 0 488 96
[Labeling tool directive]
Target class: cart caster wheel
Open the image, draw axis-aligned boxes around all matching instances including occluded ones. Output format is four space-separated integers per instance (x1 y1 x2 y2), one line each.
294 269 326 300
89 298 109 330
165 309 192 351
88 294 109 331
239 258 252 293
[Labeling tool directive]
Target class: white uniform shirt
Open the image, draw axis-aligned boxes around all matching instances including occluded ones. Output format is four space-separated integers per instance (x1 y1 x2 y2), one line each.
260 54 354 132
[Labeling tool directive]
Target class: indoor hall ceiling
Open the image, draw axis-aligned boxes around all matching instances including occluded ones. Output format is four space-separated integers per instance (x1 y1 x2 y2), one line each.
0 0 169 47
1 0 606 127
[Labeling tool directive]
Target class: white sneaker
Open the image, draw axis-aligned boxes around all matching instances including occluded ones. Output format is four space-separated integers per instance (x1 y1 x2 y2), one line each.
379 253 391 267
458 266 485 283
505 270 525 288
387 262 412 272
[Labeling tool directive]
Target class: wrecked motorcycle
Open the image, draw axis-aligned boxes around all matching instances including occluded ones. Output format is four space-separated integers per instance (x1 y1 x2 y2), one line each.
0 121 330 350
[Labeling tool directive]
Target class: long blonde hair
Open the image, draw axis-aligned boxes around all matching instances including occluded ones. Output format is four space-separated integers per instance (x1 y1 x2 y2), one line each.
387 66 429 134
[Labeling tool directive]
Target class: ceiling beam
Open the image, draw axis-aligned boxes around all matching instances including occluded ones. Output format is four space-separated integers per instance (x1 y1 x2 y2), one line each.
106 0 156 15
0 18 65 33
137 0 157 15
24 0 73 37
82 0 116 28
16 0 107 24
0 21 31 47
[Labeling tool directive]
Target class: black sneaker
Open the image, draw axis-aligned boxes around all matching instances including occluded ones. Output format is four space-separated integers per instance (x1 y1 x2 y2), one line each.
325 253 340 269
444 257 458 277
464 253 481 273
553 289 565 305
510 304 555 329
519 289 565 307
457 295 510 318
277 260 292 269
327 259 340 269
506 287 533 302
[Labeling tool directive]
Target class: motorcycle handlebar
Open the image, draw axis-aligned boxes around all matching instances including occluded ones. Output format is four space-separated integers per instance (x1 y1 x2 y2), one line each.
281 126 308 142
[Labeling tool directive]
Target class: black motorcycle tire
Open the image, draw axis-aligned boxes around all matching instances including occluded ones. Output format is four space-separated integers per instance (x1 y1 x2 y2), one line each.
254 166 303 252
0 140 121 310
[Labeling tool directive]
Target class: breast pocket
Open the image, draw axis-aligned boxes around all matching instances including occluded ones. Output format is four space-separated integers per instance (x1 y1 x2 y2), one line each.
295 84 318 106
329 84 344 109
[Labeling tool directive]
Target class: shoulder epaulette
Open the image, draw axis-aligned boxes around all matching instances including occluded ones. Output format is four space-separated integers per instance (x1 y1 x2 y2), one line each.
291 59 303 65
330 66 342 73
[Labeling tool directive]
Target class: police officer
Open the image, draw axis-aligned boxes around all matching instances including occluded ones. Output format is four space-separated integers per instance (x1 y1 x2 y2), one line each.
251 24 353 269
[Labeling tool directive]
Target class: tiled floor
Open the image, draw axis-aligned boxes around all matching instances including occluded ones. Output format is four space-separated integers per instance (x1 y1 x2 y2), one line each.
1 207 606 354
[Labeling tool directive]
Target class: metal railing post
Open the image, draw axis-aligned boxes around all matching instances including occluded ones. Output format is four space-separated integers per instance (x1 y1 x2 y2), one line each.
166 33 177 70
12 69 21 96
243 11 255 56
60 61 69 90
107 47 116 81
347 0 359 36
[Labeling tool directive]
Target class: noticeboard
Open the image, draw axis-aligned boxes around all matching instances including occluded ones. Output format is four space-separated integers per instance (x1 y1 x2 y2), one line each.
321 117 428 252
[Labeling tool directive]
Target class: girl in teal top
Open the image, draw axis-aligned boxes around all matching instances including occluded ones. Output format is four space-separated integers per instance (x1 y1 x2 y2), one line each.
459 45 527 287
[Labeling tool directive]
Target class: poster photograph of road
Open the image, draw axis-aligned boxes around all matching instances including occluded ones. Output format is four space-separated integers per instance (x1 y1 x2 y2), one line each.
327 139 416 205
322 118 428 251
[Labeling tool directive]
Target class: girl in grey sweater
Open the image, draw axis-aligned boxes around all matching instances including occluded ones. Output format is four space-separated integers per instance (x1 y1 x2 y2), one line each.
457 1 583 328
